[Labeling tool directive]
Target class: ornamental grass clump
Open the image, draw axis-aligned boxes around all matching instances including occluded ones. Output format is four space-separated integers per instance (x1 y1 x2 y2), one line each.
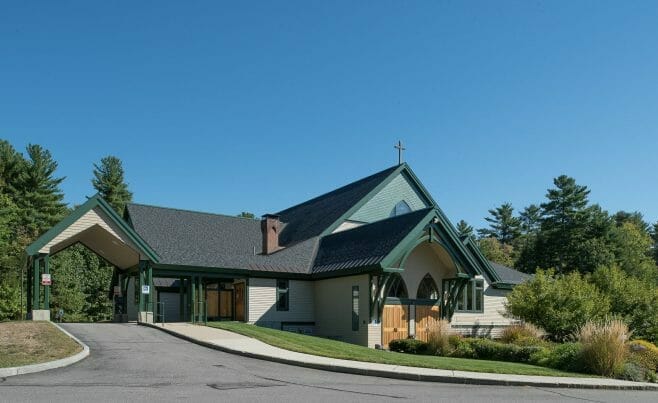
499 322 545 345
427 319 454 355
578 319 630 376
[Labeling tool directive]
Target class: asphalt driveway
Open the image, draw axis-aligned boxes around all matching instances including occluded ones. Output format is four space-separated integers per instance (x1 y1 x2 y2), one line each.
0 323 655 402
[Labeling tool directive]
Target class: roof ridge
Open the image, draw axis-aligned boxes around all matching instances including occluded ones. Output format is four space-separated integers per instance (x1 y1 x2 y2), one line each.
276 164 400 215
127 202 260 221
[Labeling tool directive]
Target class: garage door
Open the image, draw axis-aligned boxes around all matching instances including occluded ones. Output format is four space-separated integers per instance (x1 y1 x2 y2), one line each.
158 292 181 322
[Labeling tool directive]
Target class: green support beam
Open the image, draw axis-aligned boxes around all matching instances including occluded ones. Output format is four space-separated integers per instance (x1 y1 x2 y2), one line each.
32 257 40 311
179 277 184 321
43 255 50 311
147 263 153 312
191 275 196 323
138 261 146 313
199 277 205 324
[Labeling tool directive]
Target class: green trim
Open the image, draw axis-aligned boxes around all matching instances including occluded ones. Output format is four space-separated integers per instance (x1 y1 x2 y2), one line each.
382 267 404 273
393 234 469 278
26 194 159 262
462 238 503 283
454 278 485 313
319 164 441 237
32 257 40 311
384 297 439 306
379 210 436 268
492 282 516 290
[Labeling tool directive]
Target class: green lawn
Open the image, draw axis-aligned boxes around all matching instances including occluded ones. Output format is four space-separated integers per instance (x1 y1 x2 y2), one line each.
207 322 586 377
0 321 82 368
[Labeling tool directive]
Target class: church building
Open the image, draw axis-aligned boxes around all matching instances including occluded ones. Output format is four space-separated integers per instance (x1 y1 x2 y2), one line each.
26 163 528 348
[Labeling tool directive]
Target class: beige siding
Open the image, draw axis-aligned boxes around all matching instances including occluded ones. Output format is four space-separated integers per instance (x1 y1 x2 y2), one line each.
450 278 516 337
248 278 314 328
400 242 456 299
314 274 370 346
367 323 382 348
40 206 140 256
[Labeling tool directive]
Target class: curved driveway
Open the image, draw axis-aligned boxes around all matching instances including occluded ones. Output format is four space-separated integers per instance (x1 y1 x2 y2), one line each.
1 324 656 402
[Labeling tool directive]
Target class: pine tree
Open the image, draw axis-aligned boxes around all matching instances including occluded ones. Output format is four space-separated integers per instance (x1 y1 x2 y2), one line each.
13 144 67 237
613 210 649 233
0 140 25 195
456 220 474 238
92 156 133 213
519 204 541 234
477 203 521 244
536 176 614 273
652 221 658 265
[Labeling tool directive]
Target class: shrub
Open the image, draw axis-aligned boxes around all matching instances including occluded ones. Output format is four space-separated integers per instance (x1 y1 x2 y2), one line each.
591 265 658 344
499 322 545 345
542 342 586 372
628 340 658 372
426 319 454 355
388 338 429 354
450 337 547 364
505 269 610 341
578 319 629 376
451 338 475 358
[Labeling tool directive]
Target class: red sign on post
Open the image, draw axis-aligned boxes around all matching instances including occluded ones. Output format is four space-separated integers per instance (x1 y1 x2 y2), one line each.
41 273 51 286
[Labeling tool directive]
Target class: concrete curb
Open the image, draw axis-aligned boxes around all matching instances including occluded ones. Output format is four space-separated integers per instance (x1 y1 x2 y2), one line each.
141 323 658 391
0 322 90 378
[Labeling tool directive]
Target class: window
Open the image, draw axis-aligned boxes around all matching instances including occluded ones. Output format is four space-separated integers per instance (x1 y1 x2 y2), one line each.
417 274 439 300
352 286 359 331
390 200 412 217
386 274 408 298
456 279 484 312
276 279 289 311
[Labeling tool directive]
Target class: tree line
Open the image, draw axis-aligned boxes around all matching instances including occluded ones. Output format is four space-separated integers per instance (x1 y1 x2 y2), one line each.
0 139 132 321
459 175 658 342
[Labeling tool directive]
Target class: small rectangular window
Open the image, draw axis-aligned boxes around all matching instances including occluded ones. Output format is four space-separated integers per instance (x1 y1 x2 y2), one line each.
276 279 289 311
352 286 359 331
456 279 484 313
475 280 484 311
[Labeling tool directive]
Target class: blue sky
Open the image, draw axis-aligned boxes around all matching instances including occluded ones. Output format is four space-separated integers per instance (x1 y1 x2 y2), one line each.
2 1 658 229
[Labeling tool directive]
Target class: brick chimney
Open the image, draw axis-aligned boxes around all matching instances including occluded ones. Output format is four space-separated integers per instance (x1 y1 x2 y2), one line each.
261 214 281 255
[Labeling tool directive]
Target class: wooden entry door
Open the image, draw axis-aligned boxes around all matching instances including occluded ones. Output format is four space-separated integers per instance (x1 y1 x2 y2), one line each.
219 290 233 319
415 305 440 342
234 282 245 321
206 290 219 318
382 305 409 349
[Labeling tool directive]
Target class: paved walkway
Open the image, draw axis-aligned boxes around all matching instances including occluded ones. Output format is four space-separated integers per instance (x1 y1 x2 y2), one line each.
146 322 658 390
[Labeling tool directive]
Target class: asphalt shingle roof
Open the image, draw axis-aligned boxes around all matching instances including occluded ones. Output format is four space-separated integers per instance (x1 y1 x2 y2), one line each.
312 208 433 274
126 204 317 273
488 261 531 284
276 165 399 246
124 164 529 284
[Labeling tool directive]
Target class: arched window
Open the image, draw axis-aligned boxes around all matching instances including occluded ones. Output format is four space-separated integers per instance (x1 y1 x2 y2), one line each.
387 274 408 298
391 200 412 217
417 274 439 300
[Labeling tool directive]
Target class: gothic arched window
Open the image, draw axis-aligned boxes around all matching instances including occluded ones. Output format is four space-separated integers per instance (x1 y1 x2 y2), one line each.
417 274 439 300
387 274 408 298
